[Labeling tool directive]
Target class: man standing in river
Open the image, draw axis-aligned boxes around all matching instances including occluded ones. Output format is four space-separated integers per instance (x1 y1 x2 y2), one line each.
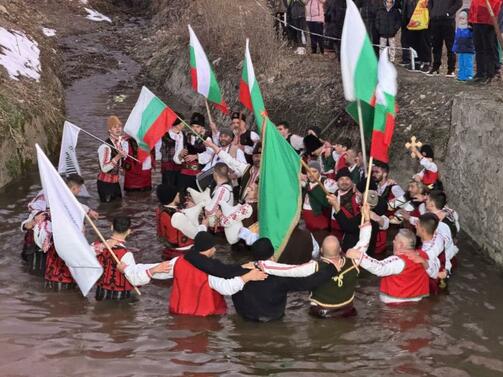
97 115 129 202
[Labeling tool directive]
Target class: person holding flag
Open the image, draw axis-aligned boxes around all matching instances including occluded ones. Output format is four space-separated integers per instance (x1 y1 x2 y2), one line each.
97 115 129 203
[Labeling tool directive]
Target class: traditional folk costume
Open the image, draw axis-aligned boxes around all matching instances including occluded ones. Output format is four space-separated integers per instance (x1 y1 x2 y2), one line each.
93 240 161 300
356 250 430 304
175 134 208 193
156 205 194 260
331 187 361 246
20 191 47 272
123 138 154 192
286 132 305 154
97 136 128 202
205 181 234 229
416 157 440 189
235 128 260 165
259 222 371 318
335 151 348 172
159 125 184 187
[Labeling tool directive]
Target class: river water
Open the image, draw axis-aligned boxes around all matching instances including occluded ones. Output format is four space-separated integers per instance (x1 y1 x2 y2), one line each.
0 17 503 377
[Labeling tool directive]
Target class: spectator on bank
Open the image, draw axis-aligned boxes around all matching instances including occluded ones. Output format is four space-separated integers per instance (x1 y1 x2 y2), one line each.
357 0 383 54
452 9 475 81
468 0 502 83
427 0 462 77
325 0 346 55
272 0 289 40
287 0 307 55
403 0 432 72
305 0 326 54
375 0 402 62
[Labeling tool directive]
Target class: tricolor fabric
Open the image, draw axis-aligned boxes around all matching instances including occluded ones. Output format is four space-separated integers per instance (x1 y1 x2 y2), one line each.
36 144 103 296
341 0 378 137
188 25 229 114
124 86 178 162
370 48 397 163
57 121 89 197
240 39 302 257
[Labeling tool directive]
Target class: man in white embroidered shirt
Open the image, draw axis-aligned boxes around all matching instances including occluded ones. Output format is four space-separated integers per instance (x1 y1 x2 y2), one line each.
346 229 430 304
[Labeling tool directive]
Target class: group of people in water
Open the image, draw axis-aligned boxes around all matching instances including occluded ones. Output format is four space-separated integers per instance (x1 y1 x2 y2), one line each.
20 109 460 322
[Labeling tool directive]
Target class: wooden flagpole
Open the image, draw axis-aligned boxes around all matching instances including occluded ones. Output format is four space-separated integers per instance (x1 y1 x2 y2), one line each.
78 127 140 163
356 100 368 173
83 212 141 296
205 99 214 125
360 156 374 226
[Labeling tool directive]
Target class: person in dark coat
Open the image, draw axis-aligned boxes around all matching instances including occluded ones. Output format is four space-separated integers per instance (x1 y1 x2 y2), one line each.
357 0 383 54
325 0 346 54
402 0 432 72
184 238 339 322
426 0 463 76
287 0 307 54
375 0 402 62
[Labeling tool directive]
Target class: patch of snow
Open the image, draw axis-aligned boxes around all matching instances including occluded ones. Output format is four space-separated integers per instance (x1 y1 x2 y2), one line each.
0 27 41 81
42 27 56 37
84 8 112 23
80 0 89 4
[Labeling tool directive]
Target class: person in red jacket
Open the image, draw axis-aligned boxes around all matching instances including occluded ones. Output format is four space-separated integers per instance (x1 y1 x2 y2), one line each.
469 0 503 83
347 228 430 304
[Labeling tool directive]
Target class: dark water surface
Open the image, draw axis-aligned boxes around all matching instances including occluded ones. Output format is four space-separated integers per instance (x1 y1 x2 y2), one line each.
0 21 503 377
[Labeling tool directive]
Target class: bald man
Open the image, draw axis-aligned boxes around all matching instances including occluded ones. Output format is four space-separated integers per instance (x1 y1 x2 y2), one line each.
347 228 430 304
257 204 372 318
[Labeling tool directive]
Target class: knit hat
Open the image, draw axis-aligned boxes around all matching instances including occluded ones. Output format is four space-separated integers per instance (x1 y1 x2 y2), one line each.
303 134 323 155
335 167 352 181
190 112 206 127
420 145 434 159
231 112 246 121
107 115 122 130
251 238 275 260
156 183 178 205
194 231 216 252
308 160 321 173
219 128 234 138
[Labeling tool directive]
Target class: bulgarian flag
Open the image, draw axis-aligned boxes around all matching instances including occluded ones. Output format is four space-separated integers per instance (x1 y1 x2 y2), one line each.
240 39 302 257
124 86 178 162
370 48 397 163
188 25 229 114
341 0 378 137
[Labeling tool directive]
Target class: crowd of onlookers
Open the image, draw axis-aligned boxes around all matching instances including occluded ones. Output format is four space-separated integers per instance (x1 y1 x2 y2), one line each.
269 0 503 84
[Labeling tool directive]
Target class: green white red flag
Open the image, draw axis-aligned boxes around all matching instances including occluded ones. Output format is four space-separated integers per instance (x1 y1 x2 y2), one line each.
124 86 178 162
370 47 397 163
188 25 229 114
240 39 302 257
341 0 378 136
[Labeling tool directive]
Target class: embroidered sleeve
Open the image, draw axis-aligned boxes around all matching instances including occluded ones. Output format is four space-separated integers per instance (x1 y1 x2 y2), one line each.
98 144 115 173
216 149 248 177
420 158 438 172
258 260 318 277
359 254 405 277
205 186 230 215
208 275 245 296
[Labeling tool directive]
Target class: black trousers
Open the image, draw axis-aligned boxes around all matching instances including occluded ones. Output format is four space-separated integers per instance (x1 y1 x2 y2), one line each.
430 19 456 71
162 169 179 187
307 21 324 53
408 29 431 64
401 28 411 63
288 17 305 47
97 180 122 203
473 23 498 78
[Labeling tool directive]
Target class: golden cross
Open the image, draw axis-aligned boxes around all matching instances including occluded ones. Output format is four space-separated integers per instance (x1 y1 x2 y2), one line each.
405 136 423 158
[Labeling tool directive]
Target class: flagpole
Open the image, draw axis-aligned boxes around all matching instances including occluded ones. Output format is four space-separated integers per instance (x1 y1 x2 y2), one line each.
205 99 214 125
356 100 368 173
175 114 208 143
360 156 373 226
83 212 141 296
300 159 330 196
77 127 141 163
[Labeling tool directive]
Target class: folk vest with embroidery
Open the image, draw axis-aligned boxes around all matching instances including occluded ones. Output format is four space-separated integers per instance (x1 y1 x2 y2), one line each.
311 258 359 308
180 138 206 176
169 256 227 316
96 244 133 292
380 251 429 300
161 132 181 171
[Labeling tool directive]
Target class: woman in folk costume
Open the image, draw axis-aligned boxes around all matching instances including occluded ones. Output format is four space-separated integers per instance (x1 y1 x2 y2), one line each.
97 115 129 203
20 190 48 273
204 162 234 231
301 160 337 245
123 138 155 192
411 144 443 191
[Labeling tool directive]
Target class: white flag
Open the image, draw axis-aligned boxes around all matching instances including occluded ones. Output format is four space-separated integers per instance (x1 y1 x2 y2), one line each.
36 144 103 296
57 121 89 197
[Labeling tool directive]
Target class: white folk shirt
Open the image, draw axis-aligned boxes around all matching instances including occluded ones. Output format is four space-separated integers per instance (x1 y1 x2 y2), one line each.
377 180 406 200
421 238 441 279
200 145 247 173
123 256 246 295
416 158 438 180
97 138 129 173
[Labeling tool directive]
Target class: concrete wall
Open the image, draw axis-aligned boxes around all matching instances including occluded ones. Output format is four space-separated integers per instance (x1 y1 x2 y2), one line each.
443 92 503 266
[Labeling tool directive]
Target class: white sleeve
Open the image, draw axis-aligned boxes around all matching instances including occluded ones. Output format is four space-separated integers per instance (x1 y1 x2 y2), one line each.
243 131 260 155
391 185 406 199
205 186 231 214
420 158 438 172
212 131 221 146
122 254 177 284
425 255 440 279
238 227 259 246
258 260 317 277
208 275 245 295
198 148 214 165
216 149 249 177
172 135 185 165
359 254 405 277
379 215 390 230
408 216 419 227
235 148 248 165
290 134 304 151
352 222 372 253
98 144 116 173
311 234 320 259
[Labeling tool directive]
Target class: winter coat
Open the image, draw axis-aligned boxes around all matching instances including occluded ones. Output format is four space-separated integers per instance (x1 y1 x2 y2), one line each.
306 0 326 22
468 0 503 25
325 0 346 37
272 0 288 13
288 0 306 19
452 27 475 53
375 5 402 37
428 0 462 20
357 0 383 32
401 0 419 25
